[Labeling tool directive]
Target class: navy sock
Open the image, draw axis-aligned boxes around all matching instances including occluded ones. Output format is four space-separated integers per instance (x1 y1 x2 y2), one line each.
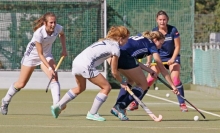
115 84 132 105
176 82 185 104
118 87 143 109
134 87 149 104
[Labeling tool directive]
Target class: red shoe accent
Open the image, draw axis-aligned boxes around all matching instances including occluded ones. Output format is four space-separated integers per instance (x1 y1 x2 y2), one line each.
126 101 138 111
180 103 188 112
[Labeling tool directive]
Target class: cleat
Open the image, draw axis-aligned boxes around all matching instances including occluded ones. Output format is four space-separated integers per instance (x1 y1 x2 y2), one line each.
1 99 9 115
111 107 127 117
114 104 129 121
86 111 106 121
51 104 61 118
126 101 138 111
180 103 188 112
110 107 118 117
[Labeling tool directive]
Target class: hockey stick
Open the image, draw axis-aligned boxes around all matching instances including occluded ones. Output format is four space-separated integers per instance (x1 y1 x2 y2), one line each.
46 56 65 93
125 86 163 122
157 76 206 119
150 62 168 66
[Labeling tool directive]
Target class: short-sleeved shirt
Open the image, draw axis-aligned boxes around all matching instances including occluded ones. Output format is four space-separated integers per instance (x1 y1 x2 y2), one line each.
118 36 158 69
24 24 63 58
152 25 180 58
120 36 158 59
73 39 120 69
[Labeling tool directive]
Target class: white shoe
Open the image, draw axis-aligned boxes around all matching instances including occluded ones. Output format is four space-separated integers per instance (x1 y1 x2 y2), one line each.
1 98 9 115
86 111 106 121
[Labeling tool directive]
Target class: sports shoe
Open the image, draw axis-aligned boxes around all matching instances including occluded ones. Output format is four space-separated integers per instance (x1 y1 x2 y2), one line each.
86 111 106 121
126 101 138 111
110 106 127 117
1 98 9 115
51 104 61 118
180 103 188 112
110 107 119 117
114 104 129 121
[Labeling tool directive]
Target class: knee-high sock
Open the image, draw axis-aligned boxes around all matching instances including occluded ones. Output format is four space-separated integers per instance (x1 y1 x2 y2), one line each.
134 87 149 104
3 84 20 103
50 81 61 105
118 87 143 109
58 89 77 109
89 92 107 114
115 84 132 105
176 82 185 104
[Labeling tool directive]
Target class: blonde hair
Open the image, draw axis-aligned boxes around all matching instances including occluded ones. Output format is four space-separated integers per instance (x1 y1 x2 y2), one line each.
142 31 165 41
33 12 56 31
99 26 130 41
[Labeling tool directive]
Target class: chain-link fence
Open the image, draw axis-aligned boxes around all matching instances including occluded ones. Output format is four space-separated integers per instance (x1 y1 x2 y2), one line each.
107 0 194 84
0 0 194 86
0 0 104 70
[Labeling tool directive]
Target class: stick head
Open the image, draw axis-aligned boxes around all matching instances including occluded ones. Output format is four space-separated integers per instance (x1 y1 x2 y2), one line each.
149 114 163 122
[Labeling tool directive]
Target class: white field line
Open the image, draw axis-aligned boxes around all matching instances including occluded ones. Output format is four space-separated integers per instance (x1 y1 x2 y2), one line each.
145 94 220 118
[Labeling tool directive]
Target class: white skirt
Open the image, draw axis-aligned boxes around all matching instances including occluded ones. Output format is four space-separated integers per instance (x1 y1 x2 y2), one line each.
21 55 53 67
71 61 99 79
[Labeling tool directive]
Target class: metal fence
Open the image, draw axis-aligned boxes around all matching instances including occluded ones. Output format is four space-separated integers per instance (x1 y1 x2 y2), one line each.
0 0 105 70
0 0 194 85
107 0 194 84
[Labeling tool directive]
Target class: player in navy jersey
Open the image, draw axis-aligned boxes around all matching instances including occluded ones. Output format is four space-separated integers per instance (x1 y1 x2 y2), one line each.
110 30 179 121
127 10 188 112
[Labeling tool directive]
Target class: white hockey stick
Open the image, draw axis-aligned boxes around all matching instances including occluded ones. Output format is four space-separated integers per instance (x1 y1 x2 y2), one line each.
126 86 163 122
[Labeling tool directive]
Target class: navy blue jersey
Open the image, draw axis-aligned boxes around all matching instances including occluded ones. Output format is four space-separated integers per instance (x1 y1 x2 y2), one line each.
120 36 158 59
152 25 180 58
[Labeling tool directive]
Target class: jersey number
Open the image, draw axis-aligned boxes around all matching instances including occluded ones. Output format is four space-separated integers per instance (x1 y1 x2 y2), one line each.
130 36 144 40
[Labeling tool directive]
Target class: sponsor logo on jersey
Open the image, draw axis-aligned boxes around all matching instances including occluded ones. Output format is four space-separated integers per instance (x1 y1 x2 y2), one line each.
164 37 172 41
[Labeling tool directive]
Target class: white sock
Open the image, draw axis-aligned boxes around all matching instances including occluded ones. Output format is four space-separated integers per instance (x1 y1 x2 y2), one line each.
58 89 77 109
50 81 60 105
3 84 19 103
89 92 107 114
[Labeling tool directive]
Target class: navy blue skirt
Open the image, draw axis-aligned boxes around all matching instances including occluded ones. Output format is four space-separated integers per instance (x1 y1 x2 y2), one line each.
118 50 139 69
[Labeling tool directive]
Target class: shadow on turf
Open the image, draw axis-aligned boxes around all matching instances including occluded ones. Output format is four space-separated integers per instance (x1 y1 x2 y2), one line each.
61 115 220 122
7 114 220 122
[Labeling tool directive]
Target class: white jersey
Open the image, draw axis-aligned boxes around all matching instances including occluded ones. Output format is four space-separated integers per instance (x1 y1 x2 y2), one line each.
72 39 120 78
24 24 62 58
21 24 62 66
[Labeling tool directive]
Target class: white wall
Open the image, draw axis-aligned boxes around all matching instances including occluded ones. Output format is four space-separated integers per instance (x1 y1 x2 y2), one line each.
0 71 106 89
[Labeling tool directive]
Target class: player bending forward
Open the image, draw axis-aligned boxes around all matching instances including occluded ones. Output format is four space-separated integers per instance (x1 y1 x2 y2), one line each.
50 26 130 121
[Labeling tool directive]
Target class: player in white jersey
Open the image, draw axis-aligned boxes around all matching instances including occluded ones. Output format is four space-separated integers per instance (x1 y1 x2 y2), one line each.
51 26 130 121
1 12 67 115
72 39 121 78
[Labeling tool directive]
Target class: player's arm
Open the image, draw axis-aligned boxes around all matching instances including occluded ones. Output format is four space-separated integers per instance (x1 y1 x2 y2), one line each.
138 61 157 78
110 55 123 83
35 41 54 75
59 30 67 57
171 36 180 61
146 55 152 67
169 28 180 65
